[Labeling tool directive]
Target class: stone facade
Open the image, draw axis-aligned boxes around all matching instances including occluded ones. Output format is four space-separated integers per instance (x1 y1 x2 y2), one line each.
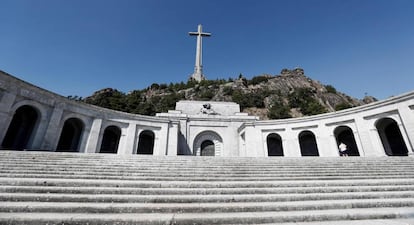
0 70 413 157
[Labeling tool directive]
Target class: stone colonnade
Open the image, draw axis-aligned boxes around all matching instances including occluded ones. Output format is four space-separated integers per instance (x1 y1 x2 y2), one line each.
0 70 413 157
242 101 414 157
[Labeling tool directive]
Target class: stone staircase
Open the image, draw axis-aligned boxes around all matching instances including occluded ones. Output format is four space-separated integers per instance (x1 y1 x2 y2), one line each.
0 151 414 225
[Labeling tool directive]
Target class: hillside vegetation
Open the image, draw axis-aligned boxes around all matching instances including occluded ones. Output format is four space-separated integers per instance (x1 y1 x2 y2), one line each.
80 68 376 120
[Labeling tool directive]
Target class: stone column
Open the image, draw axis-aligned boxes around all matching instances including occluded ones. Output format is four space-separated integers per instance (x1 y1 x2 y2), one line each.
153 129 163 156
239 132 247 157
40 104 65 150
317 125 339 157
315 130 329 157
355 116 385 156
0 92 16 144
283 129 301 157
326 133 341 157
84 118 103 153
244 125 264 157
121 123 137 155
398 104 414 154
166 122 178 156
29 105 53 150
353 129 366 157
117 127 128 155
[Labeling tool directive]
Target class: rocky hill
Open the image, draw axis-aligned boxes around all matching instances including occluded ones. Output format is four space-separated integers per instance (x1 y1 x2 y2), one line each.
82 68 376 120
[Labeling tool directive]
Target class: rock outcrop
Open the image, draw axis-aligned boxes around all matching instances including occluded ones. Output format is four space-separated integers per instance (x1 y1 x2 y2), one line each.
83 68 375 119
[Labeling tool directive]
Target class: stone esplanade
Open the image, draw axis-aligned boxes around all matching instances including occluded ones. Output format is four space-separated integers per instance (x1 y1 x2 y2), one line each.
0 70 413 157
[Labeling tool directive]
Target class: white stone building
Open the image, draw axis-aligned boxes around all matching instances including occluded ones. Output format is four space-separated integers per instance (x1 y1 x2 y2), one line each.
0 70 413 157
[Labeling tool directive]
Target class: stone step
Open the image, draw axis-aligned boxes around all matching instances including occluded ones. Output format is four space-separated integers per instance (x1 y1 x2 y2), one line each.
0 156 410 165
1 152 412 164
2 191 414 203
3 169 413 178
2 164 413 175
3 174 414 182
226 219 414 225
1 151 413 224
3 173 414 181
3 161 413 169
2 170 412 178
2 164 412 172
0 150 409 158
2 163 413 172
2 198 414 214
1 207 414 225
2 184 413 195
2 177 413 188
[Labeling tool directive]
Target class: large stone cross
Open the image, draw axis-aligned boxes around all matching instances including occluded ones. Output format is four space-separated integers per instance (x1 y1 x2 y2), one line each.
189 24 211 81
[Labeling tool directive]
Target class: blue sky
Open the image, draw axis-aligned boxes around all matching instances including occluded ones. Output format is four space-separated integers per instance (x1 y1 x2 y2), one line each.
1 0 413 100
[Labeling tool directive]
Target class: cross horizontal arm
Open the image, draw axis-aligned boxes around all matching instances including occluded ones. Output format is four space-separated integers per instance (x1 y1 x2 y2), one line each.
189 32 212 37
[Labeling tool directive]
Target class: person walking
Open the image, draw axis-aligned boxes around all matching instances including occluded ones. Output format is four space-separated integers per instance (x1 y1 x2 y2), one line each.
339 142 348 156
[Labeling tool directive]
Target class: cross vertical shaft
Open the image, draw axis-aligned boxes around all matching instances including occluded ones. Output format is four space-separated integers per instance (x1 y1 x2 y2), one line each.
189 24 211 81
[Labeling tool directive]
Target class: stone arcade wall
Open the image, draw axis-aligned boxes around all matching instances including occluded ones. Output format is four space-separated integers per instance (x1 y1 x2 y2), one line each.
0 71 178 156
241 94 414 157
0 70 414 157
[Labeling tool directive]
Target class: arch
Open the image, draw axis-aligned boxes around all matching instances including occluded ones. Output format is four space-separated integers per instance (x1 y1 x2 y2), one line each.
100 125 121 154
376 118 408 156
193 131 223 156
2 105 39 150
299 131 319 156
201 140 215 156
334 126 360 156
137 130 155 154
267 133 284 156
56 118 84 152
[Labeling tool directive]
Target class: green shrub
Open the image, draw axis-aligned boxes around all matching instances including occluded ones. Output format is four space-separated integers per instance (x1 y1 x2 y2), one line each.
248 75 270 85
335 102 353 111
150 83 160 90
231 90 265 110
198 89 215 100
222 86 233 96
288 88 327 116
268 100 291 119
325 85 337 94
301 101 327 115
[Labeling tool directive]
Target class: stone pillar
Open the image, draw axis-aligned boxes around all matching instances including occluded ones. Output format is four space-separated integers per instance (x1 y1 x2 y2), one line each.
40 104 64 150
166 122 178 156
325 133 341 157
316 121 339 157
244 125 264 157
153 129 165 156
283 130 301 157
0 92 16 144
353 129 365 157
355 116 385 156
29 106 52 150
117 127 127 155
317 126 339 157
398 104 414 154
121 123 137 155
224 128 240 157
239 132 247 157
76 118 92 153
84 118 103 153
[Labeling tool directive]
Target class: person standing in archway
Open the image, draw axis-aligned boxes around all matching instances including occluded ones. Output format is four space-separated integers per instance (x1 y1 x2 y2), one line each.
339 142 348 157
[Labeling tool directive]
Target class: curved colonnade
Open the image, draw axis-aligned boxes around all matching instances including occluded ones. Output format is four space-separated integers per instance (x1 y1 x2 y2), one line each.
0 70 413 157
